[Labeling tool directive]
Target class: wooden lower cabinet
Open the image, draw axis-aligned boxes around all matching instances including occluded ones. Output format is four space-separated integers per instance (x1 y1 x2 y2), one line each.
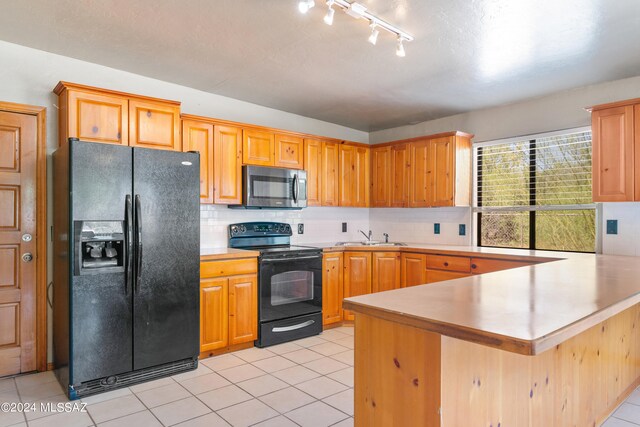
426 269 470 283
200 258 258 356
343 252 372 321
372 252 401 293
229 275 258 345
470 257 535 274
200 278 228 352
401 253 426 287
323 253 344 325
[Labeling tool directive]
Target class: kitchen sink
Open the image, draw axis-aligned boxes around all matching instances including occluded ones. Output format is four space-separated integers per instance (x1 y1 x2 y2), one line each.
335 241 407 247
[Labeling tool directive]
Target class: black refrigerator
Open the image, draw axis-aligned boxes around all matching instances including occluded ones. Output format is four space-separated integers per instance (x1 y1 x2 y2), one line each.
53 139 200 399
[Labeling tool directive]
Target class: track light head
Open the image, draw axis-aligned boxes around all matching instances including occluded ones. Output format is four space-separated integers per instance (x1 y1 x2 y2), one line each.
324 1 335 25
298 0 315 14
396 36 406 57
368 22 379 45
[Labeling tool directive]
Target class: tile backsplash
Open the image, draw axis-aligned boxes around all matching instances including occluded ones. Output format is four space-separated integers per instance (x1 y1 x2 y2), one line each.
201 205 472 249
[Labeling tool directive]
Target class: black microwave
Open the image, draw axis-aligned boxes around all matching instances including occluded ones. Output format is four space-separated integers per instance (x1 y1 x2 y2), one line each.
230 166 307 209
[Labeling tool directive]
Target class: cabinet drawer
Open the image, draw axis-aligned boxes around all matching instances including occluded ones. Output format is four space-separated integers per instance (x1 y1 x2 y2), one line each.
201 258 257 278
426 269 470 284
470 258 534 275
426 255 471 273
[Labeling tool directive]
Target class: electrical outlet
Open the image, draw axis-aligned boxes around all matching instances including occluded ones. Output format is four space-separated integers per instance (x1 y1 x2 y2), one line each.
298 223 304 234
606 219 618 235
342 222 347 232
434 223 441 235
459 224 466 236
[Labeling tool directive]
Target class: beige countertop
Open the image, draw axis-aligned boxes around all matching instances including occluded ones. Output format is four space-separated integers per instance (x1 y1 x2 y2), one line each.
200 247 259 261
342 248 640 356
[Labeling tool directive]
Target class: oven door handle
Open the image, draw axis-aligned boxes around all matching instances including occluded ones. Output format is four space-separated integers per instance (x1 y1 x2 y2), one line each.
261 255 321 262
272 320 315 333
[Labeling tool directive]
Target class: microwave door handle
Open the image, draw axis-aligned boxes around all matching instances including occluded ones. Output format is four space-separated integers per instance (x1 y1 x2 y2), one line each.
292 174 299 203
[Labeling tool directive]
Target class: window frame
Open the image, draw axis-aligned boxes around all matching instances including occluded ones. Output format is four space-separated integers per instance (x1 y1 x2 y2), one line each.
473 126 597 253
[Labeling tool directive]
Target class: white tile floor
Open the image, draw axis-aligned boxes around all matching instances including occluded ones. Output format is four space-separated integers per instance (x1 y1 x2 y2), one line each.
1 324 638 426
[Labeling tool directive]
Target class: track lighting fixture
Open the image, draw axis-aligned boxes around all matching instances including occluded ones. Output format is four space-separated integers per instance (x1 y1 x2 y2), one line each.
298 0 413 56
396 36 406 57
324 0 335 25
298 0 315 14
368 22 379 45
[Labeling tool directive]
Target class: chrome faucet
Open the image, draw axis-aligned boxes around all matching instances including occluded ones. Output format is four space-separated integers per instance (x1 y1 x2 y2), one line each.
358 229 372 241
383 233 389 243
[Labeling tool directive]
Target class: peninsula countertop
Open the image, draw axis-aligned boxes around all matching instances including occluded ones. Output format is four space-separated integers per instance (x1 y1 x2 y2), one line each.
342 248 640 355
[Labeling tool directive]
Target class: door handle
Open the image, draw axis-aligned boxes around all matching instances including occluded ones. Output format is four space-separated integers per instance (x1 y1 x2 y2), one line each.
134 194 143 293
292 175 299 203
272 320 315 333
125 195 133 295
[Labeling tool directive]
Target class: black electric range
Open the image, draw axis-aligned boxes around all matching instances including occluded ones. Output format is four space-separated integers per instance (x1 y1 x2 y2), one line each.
228 222 323 347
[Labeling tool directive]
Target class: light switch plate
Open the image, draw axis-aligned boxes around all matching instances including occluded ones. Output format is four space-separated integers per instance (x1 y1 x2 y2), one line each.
342 222 347 232
434 223 441 235
606 219 618 235
459 224 466 236
298 223 304 234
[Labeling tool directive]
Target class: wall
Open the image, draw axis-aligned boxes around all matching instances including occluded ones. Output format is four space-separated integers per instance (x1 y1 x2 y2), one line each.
369 75 640 256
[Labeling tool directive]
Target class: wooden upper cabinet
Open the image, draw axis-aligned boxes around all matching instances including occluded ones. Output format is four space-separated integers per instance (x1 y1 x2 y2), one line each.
372 252 401 293
304 139 323 206
430 137 455 206
200 278 228 352
228 275 258 345
129 99 181 151
401 253 426 287
339 144 370 207
243 129 275 166
391 143 409 207
182 120 214 203
636 104 640 201
371 146 391 207
214 125 243 205
275 134 304 169
64 90 129 146
343 252 372 321
409 140 431 207
323 253 344 325
322 141 340 206
591 105 635 202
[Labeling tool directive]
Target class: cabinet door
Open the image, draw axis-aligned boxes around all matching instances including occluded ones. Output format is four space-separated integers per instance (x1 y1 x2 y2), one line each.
636 105 640 201
470 258 534 275
275 134 304 169
200 278 228 353
372 252 401 293
425 269 470 284
343 252 372 321
592 106 635 202
339 145 355 206
243 129 275 166
429 137 455 207
322 141 340 206
371 146 391 207
304 139 323 206
129 99 181 151
322 253 344 325
214 125 243 204
409 140 432 207
354 146 370 207
391 143 409 207
401 253 426 287
229 274 258 345
182 120 214 203
66 90 129 146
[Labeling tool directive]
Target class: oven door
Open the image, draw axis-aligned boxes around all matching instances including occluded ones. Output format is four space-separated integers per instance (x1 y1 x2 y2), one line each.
244 166 307 208
259 253 322 322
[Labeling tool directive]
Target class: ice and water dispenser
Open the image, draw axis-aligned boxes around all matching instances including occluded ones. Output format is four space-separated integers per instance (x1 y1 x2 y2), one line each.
74 221 125 275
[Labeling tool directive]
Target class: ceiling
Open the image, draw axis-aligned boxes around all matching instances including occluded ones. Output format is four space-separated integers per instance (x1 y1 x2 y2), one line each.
1 0 639 132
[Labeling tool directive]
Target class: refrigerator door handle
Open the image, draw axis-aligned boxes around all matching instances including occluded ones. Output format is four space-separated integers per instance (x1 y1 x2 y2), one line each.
134 194 143 293
125 195 133 295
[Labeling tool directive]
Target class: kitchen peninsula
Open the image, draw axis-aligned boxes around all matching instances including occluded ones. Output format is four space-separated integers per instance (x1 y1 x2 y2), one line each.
343 250 640 426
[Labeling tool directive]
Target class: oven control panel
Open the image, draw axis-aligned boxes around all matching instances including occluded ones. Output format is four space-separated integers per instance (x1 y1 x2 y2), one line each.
229 222 292 238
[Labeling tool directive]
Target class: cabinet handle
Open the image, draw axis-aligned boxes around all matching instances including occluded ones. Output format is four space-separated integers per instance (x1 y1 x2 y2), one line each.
471 264 477 269
444 262 449 267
